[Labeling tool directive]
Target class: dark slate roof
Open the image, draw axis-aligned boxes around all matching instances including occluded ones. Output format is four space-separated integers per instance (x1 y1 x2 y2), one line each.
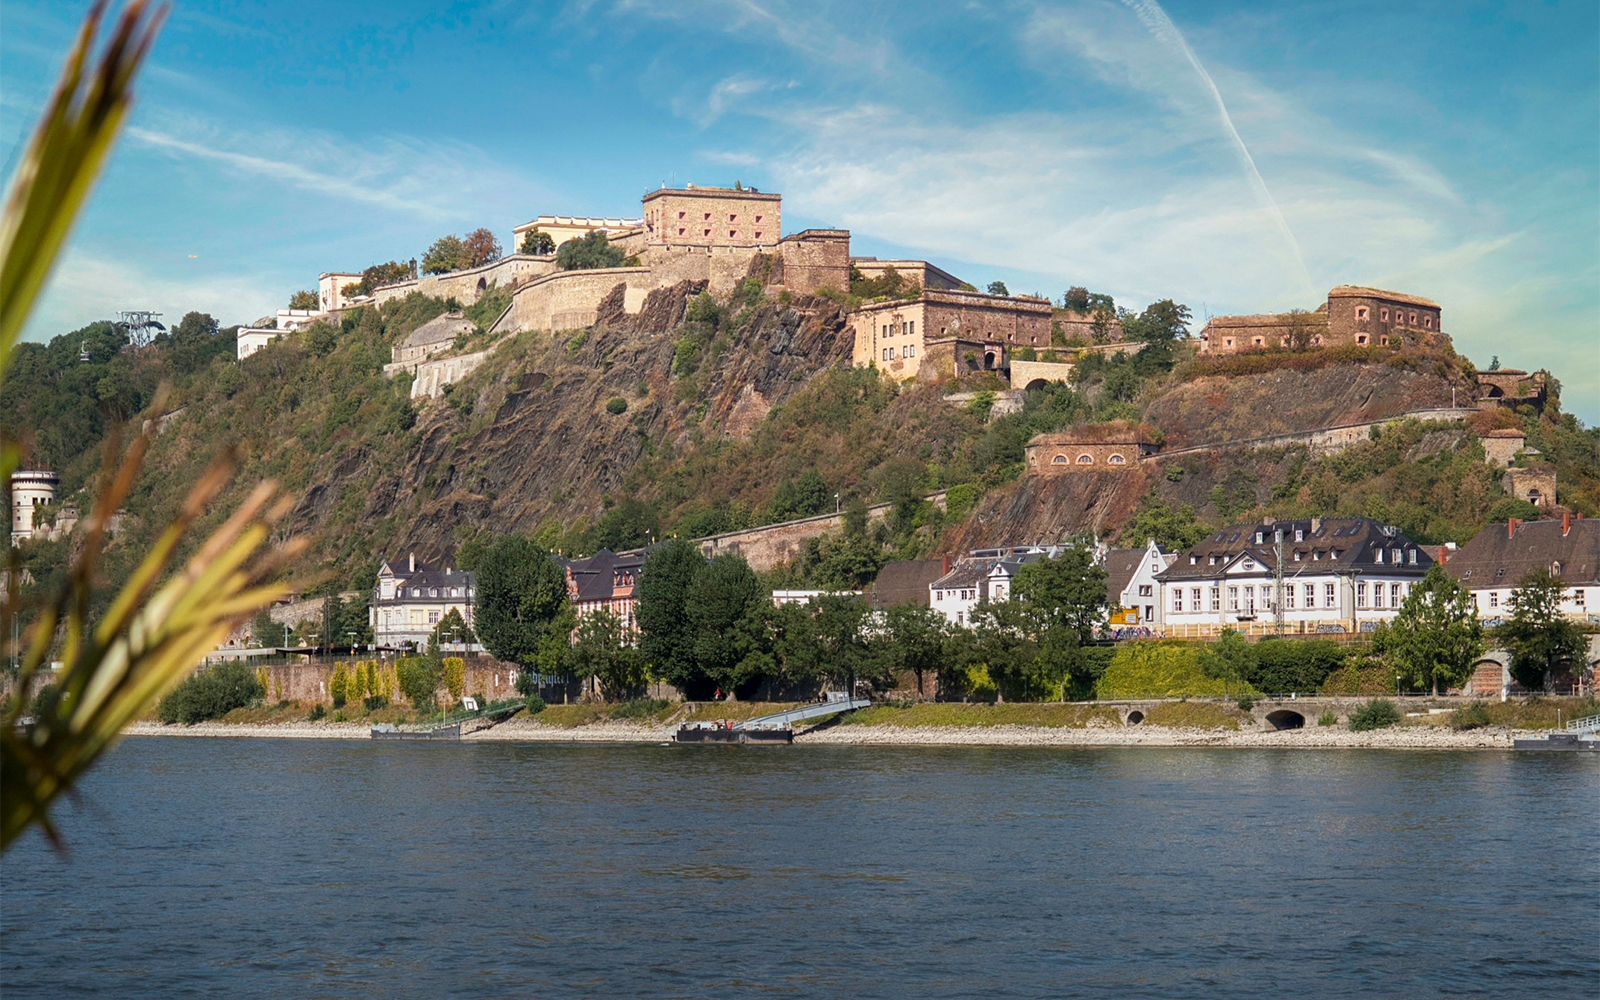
870 559 947 608
1443 518 1600 588
562 546 652 603
1157 517 1434 583
377 560 475 602
1103 548 1144 604
930 554 1039 590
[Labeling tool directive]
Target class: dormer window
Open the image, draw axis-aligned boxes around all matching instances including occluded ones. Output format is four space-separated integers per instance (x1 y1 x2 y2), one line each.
1313 551 1321 561
1189 555 1198 565
1254 532 1264 544
1294 529 1304 542
1552 561 1563 576
1293 551 1302 562
1374 549 1383 564
1407 549 1417 565
1209 555 1219 565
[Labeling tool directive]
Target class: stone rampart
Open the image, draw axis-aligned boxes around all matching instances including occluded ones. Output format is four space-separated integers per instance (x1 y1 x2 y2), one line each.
511 267 654 331
370 255 555 307
1010 359 1076 389
1158 408 1472 461
244 655 525 706
698 493 947 572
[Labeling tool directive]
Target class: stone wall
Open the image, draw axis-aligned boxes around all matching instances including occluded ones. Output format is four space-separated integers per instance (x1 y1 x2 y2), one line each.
924 289 1053 347
1010 359 1076 389
511 267 654 331
247 655 526 706
698 493 947 572
1503 467 1556 508
1026 439 1149 472
410 345 498 399
642 186 781 250
370 255 555 308
778 230 851 294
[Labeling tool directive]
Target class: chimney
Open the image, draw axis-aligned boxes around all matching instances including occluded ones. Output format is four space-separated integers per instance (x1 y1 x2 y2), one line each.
1310 516 1321 534
942 553 952 575
409 552 416 573
1437 546 1448 566
1507 518 1520 538
1563 510 1571 536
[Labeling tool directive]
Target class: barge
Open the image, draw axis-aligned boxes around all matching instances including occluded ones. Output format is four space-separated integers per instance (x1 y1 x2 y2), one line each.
673 694 874 744
1512 733 1600 752
371 723 461 741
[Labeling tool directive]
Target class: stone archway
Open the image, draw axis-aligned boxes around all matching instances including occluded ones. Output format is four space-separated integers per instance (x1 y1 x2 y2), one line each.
1125 710 1144 725
1265 709 1305 730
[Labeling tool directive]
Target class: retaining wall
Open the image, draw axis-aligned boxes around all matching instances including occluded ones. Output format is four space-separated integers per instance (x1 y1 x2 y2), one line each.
697 492 948 572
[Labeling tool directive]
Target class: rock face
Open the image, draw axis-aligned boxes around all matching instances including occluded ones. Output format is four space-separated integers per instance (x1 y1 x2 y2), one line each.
944 469 1155 552
1146 363 1470 448
299 292 852 564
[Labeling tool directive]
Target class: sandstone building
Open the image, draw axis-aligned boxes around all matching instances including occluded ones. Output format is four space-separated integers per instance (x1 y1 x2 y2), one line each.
1024 425 1158 472
1199 286 1444 355
850 289 1053 382
512 215 642 252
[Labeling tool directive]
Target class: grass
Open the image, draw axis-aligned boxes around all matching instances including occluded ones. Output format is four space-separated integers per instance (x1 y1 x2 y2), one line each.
1142 702 1250 731
1398 696 1598 731
838 702 1122 729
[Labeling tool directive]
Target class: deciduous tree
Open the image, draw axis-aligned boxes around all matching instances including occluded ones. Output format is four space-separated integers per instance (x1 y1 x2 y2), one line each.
461 227 502 268
556 230 625 270
569 609 647 701
520 229 555 255
636 539 708 692
1371 565 1485 695
474 535 573 680
422 234 466 275
1497 569 1586 691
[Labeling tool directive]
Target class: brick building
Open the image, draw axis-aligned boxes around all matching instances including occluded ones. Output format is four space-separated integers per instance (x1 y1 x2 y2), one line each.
1024 424 1158 472
850 289 1053 382
1198 286 1444 355
642 185 781 250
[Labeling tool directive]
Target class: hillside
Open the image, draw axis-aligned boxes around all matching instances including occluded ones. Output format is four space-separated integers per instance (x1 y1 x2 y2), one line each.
5 279 1597 603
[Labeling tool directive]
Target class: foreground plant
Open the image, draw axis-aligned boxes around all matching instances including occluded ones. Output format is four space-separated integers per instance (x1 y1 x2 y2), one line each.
0 1 301 850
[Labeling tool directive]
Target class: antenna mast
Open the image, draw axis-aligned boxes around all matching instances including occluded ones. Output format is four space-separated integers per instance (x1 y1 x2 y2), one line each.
116 310 165 350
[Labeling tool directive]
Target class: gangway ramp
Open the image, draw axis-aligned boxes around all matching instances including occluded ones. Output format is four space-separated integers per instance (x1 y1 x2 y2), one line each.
732 695 873 731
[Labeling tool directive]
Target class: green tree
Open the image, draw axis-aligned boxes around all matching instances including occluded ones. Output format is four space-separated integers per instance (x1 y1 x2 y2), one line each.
157 662 264 724
474 535 573 679
250 609 285 647
1013 547 1107 646
1122 492 1203 551
429 607 474 648
569 609 647 700
396 656 442 710
422 234 466 275
807 594 880 693
588 497 660 552
1370 566 1485 695
636 539 708 692
767 469 832 521
986 280 1009 296
686 554 770 692
520 229 555 255
287 289 319 310
556 230 625 270
1120 299 1191 345
877 604 949 695
1497 569 1586 691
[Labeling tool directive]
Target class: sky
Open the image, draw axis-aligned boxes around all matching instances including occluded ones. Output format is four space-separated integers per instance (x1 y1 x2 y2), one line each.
3 0 1597 420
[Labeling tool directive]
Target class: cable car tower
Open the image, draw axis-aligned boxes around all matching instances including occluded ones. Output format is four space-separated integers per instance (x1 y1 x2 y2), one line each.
116 310 165 349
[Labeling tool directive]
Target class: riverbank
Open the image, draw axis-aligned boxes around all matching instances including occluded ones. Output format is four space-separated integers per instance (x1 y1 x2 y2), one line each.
124 718 1531 748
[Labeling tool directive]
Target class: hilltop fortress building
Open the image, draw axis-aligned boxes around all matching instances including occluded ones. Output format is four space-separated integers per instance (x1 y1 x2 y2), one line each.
1199 286 1446 355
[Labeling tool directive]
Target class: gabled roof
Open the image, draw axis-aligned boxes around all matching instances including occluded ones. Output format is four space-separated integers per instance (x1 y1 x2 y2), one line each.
1443 519 1600 588
1157 518 1434 583
931 554 1038 590
1103 548 1145 604
870 559 946 608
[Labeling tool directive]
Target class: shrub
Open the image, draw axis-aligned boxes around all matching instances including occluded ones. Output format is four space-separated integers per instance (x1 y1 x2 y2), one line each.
605 397 628 415
1236 695 1255 712
525 694 546 714
308 703 327 721
158 662 264 724
1348 699 1402 732
1448 700 1492 730
363 694 389 712
442 657 466 701
1097 642 1241 699
609 698 672 720
1317 709 1339 727
396 656 441 709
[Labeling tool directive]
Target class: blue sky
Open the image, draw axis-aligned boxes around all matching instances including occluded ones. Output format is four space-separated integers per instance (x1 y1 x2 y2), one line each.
4 0 1597 419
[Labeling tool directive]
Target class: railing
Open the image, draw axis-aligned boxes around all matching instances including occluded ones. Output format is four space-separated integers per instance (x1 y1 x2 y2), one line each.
732 696 873 731
1561 714 1600 735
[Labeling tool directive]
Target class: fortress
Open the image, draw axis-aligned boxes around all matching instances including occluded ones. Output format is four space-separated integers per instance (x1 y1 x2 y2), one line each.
1198 286 1448 354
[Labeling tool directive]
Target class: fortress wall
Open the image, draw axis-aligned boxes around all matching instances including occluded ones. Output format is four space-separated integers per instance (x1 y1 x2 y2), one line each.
510 267 654 332
243 656 525 707
698 493 947 572
779 231 851 295
411 347 496 399
371 255 556 307
1010 359 1076 388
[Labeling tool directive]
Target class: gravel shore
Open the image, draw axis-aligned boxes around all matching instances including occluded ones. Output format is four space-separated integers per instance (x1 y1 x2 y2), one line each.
126 718 1527 749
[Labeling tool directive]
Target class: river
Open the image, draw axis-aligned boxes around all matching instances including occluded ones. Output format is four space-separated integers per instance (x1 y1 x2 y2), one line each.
2 738 1595 998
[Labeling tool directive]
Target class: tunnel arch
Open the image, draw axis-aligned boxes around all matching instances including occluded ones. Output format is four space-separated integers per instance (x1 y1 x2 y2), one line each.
1125 710 1144 725
1024 378 1049 392
1265 709 1305 730
984 351 998 369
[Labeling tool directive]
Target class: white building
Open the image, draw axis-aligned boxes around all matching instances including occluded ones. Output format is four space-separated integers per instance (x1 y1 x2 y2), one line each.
10 470 58 546
236 329 280 359
512 215 643 253
1104 540 1177 626
319 272 364 312
1157 517 1435 636
1443 513 1598 624
370 554 476 650
927 545 1077 626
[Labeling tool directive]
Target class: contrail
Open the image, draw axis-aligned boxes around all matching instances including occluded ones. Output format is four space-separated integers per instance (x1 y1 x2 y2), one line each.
1119 0 1314 294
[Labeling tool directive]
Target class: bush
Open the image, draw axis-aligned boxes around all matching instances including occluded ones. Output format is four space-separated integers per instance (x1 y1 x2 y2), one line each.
609 698 671 720
605 396 628 415
1317 709 1339 727
1236 695 1255 712
1097 643 1241 699
1348 699 1402 732
363 694 389 712
1448 700 1492 730
525 694 546 714
396 656 442 709
308 703 327 721
158 662 264 724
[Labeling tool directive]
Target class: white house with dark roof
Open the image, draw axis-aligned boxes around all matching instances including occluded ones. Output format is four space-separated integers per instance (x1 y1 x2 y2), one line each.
927 545 1080 626
371 554 476 650
1442 513 1598 624
1156 517 1435 636
1105 540 1176 626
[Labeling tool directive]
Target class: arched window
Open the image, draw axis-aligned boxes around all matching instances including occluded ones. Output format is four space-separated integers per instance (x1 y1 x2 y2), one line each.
1051 454 1068 465
1108 454 1126 465
1076 454 1094 465
1552 561 1562 576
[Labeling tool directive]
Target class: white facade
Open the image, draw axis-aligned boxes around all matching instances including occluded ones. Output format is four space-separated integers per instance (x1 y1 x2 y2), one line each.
370 555 476 650
1112 540 1177 625
319 272 363 312
236 328 281 359
10 470 58 546
1469 584 1594 625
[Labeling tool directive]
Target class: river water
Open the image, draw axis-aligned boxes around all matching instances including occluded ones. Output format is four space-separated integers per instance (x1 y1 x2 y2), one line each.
2 738 1595 998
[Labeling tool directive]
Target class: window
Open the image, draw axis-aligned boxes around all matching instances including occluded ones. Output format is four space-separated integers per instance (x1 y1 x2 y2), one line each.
1076 454 1093 464
1408 549 1417 565
1228 586 1239 611
1374 549 1383 564
1255 532 1264 544
1380 308 1389 321
1304 583 1316 607
1357 335 1368 345
1552 561 1563 577
1244 586 1255 611
1313 551 1321 561
1210 588 1221 611
1295 529 1304 542
1324 583 1337 609
755 215 763 223
1225 339 1234 348
1293 551 1302 562
1372 585 1383 609
1191 587 1201 611
1489 592 1498 609
1357 582 1368 608
729 214 737 222
428 611 440 624
882 348 889 361
1356 306 1369 320
1575 589 1587 608
1409 312 1417 325
1424 315 1432 329
703 229 711 237
677 211 685 220
1173 590 1184 613
1108 454 1126 465
1189 555 1198 565
729 231 738 238
703 212 711 220
1051 454 1068 465
1138 584 1153 597
754 232 762 240
1285 587 1295 610
907 345 915 358
908 321 915 336
678 228 685 236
